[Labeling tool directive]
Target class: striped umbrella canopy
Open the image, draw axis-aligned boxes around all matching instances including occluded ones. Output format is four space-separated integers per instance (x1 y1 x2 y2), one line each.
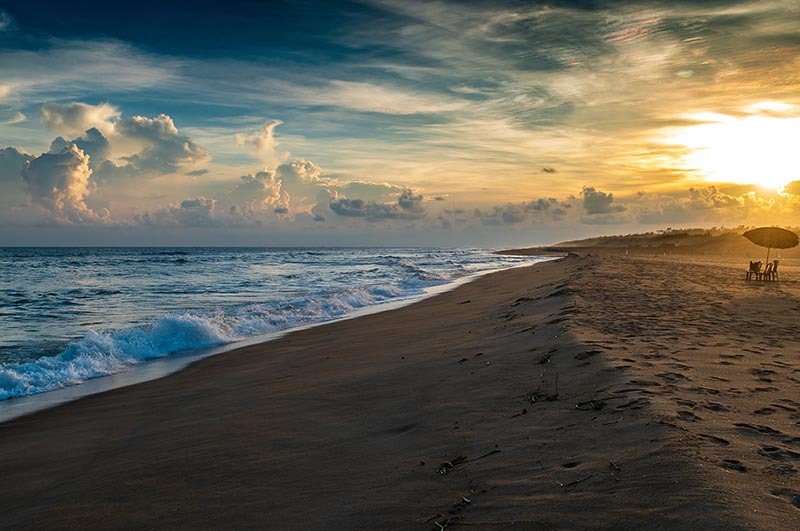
743 227 799 262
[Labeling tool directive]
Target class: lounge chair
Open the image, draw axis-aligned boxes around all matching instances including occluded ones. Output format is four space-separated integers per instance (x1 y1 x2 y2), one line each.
762 260 779 281
757 261 774 281
746 261 762 280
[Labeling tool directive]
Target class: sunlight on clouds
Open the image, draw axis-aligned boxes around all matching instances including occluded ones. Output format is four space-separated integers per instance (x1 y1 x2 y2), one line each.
234 120 286 166
664 105 800 191
315 81 466 115
41 102 119 137
0 112 25 125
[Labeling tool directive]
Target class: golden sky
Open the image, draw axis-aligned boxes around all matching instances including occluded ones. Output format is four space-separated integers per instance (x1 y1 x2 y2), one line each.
1 0 800 245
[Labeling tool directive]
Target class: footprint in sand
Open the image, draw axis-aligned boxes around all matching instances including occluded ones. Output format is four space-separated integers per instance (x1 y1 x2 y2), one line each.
628 379 662 387
603 365 632 372
753 407 777 416
574 349 603 360
759 445 800 461
734 423 800 445
718 459 748 472
677 410 701 422
614 397 651 411
735 423 784 436
749 368 777 383
702 401 729 412
698 433 730 446
656 372 692 383
770 488 800 509
720 354 745 360
690 386 721 396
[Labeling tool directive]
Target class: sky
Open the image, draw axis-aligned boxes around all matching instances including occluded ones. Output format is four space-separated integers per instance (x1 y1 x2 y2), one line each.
2 0 800 247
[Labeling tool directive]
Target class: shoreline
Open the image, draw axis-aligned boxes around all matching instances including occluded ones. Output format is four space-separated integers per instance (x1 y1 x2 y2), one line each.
1 253 797 529
0 257 555 424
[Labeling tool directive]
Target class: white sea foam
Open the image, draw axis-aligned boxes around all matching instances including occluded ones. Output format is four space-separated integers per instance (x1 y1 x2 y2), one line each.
0 282 414 399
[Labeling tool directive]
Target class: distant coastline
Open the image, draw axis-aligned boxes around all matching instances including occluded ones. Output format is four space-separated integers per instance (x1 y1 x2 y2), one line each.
498 226 800 258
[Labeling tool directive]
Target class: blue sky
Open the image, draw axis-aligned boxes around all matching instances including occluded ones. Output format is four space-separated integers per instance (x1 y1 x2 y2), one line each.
2 0 800 246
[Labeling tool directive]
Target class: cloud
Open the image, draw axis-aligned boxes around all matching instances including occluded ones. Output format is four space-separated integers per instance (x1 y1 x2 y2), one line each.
0 147 31 181
41 102 119 136
95 114 209 179
274 159 403 206
1 40 175 105
397 189 424 212
235 119 284 164
0 112 25 125
329 188 426 221
20 145 109 223
582 186 626 214
525 197 562 212
634 186 759 225
457 195 575 227
0 146 32 208
37 103 210 179
222 170 287 216
0 11 13 32
117 114 209 172
304 80 466 115
185 169 209 176
49 127 110 166
137 196 219 227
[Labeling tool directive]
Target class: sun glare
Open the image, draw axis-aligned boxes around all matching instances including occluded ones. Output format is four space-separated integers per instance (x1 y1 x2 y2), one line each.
667 105 800 191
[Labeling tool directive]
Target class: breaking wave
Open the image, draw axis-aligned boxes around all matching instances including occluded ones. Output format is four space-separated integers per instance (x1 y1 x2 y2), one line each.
0 283 409 399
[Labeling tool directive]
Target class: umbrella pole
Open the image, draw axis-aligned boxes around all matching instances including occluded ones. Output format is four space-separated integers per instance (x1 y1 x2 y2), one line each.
766 247 771 263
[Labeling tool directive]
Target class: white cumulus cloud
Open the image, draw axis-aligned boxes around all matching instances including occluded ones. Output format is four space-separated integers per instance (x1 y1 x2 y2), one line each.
21 145 109 223
235 119 285 165
41 102 119 137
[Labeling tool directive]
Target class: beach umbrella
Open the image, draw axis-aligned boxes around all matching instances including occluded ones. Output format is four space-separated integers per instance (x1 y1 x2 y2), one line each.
743 227 799 262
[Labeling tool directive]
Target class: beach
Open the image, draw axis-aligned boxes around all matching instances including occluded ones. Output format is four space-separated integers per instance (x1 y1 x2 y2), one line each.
1 254 798 529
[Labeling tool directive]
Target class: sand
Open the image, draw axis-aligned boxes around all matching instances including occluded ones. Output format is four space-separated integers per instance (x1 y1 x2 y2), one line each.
0 254 798 529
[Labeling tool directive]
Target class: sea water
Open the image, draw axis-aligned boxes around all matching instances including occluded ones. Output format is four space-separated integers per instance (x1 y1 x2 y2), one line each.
0 247 545 401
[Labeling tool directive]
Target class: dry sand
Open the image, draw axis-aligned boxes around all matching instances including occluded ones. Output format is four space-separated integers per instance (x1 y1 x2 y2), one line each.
0 254 798 529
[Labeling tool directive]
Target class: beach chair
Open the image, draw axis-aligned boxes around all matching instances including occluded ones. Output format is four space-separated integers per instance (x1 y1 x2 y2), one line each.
763 260 779 281
746 261 762 280
757 261 774 281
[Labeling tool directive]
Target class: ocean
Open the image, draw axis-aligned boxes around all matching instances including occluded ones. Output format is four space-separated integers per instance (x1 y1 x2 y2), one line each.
0 247 547 402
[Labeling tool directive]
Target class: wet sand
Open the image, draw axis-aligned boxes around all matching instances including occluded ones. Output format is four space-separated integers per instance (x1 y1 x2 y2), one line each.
0 254 798 529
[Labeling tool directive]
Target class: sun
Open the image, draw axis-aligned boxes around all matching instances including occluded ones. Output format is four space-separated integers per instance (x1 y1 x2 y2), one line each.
665 104 800 191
